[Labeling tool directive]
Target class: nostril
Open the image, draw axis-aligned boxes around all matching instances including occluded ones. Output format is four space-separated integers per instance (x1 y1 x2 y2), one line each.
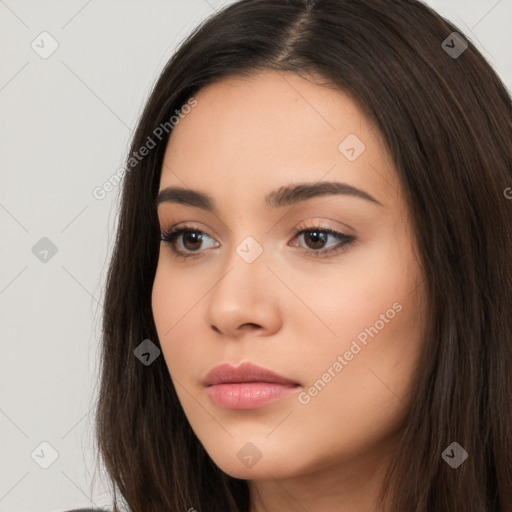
241 323 261 331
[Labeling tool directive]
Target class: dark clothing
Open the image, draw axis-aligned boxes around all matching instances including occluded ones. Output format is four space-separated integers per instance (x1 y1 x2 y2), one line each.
64 509 110 512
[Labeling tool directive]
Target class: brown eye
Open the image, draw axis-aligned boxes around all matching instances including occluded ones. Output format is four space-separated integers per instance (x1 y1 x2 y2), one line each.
302 230 329 250
292 225 356 257
181 231 204 251
160 226 218 258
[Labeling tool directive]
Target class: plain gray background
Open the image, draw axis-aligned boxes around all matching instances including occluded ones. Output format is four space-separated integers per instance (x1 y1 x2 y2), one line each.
1 0 511 510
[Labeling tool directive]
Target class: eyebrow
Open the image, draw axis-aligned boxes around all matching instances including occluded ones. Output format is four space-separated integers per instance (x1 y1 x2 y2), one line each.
155 181 382 213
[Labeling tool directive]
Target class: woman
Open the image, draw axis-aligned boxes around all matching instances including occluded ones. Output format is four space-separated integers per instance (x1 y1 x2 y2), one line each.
88 0 512 511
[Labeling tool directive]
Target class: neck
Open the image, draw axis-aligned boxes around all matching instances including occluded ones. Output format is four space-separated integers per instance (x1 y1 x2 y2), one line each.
248 435 398 512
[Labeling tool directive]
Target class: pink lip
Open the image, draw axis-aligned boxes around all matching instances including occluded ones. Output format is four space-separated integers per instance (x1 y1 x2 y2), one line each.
204 362 300 409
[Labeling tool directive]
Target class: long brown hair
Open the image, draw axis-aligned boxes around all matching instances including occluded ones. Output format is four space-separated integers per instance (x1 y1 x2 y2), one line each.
93 0 512 510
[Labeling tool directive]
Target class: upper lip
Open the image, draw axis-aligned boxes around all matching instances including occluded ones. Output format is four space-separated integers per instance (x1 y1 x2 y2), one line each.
204 362 300 386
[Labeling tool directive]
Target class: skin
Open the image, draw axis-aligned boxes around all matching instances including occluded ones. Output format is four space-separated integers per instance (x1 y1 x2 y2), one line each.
152 70 427 512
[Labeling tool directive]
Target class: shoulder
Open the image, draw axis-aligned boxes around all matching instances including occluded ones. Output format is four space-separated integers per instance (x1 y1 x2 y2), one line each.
62 509 111 512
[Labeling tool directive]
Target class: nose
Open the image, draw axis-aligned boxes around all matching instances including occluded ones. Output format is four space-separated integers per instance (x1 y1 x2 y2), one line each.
205 241 282 339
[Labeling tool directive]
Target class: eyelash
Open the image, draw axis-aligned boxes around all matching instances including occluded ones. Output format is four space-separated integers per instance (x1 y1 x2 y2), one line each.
160 223 356 260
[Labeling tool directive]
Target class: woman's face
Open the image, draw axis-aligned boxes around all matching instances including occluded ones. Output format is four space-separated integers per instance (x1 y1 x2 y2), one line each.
152 70 426 487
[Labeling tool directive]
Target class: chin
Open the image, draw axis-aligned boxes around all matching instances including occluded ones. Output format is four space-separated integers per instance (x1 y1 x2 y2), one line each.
203 441 299 481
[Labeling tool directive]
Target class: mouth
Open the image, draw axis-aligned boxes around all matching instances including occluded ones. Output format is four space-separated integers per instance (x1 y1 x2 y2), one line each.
204 362 301 409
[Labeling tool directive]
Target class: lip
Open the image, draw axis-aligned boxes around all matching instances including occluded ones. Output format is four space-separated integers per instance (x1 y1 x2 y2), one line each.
204 361 299 386
204 362 301 409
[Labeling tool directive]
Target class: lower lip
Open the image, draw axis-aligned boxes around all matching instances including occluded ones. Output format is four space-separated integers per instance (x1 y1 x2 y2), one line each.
207 382 299 409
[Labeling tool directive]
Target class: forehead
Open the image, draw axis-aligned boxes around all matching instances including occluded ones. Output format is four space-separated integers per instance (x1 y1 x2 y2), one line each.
159 70 400 209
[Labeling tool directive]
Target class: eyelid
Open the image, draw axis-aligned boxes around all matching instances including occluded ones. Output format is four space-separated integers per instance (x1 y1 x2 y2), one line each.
289 217 355 236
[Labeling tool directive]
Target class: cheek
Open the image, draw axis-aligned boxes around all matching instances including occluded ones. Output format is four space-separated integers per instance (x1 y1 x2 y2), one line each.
284 235 420 349
152 255 202 329
151 263 172 338
285 282 424 465
289 233 425 412
151 261 200 374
